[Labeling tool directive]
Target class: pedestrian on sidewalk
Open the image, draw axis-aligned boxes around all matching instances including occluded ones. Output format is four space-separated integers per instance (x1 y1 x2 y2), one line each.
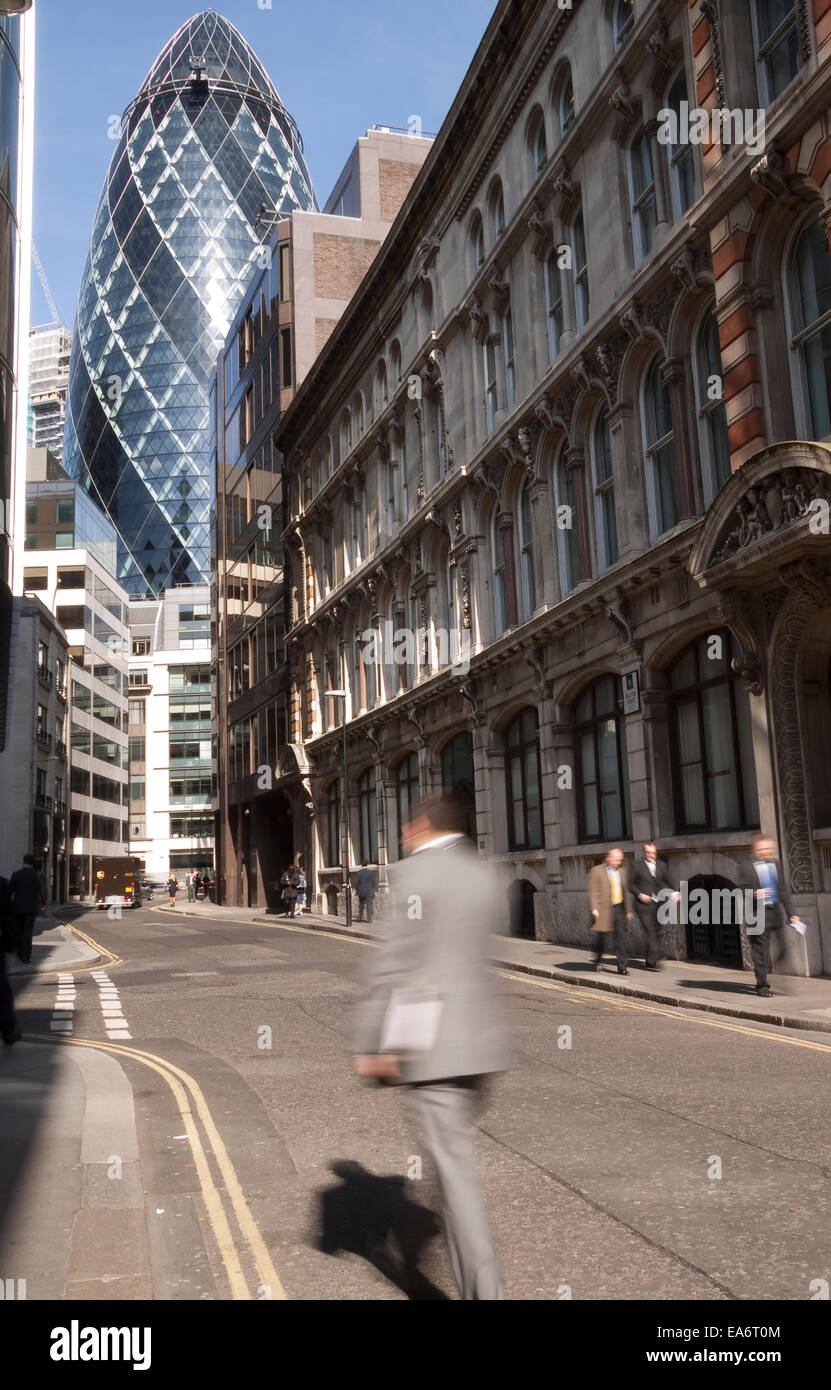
294 869 306 917
187 870 195 902
630 842 679 970
167 876 178 907
0 876 21 1046
193 873 203 900
737 835 800 998
280 865 298 918
352 790 510 1300
355 861 377 923
588 848 634 975
10 855 44 964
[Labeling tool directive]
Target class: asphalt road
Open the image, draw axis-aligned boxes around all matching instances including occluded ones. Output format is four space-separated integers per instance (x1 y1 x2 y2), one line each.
7 903 831 1301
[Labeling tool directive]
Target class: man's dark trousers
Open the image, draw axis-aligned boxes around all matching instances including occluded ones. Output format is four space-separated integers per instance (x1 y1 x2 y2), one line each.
0 947 16 1040
750 905 790 989
14 914 35 964
635 901 661 967
357 895 373 923
593 903 628 971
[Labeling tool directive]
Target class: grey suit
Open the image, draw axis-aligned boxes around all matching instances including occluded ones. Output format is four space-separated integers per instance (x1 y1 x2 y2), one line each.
352 835 510 1299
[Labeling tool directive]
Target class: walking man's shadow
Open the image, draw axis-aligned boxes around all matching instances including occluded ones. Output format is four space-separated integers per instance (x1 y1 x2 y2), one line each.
314 1160 449 1300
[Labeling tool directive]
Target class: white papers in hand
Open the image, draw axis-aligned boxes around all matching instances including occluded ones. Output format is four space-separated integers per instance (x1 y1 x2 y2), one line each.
379 989 443 1054
790 918 808 935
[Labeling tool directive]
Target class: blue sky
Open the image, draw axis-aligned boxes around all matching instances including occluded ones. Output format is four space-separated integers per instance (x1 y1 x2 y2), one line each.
31 0 495 328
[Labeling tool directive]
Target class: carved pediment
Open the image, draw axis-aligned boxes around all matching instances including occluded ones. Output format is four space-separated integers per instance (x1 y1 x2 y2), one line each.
710 467 830 566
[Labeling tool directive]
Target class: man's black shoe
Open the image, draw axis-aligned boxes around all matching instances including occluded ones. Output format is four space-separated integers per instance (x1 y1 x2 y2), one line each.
617 967 629 975
756 985 773 998
3 1027 22 1046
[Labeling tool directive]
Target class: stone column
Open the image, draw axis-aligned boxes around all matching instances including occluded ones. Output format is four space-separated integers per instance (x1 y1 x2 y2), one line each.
498 513 519 627
528 478 555 608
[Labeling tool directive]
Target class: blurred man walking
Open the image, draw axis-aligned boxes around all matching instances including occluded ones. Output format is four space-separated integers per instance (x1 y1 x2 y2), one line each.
10 855 43 964
630 842 678 970
353 791 509 1300
588 847 634 975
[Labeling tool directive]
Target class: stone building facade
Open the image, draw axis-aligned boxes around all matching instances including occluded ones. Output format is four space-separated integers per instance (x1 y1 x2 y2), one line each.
274 0 831 975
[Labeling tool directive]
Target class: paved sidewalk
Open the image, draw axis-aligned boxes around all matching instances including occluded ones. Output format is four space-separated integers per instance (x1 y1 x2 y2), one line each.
6 914 100 976
155 901 831 1034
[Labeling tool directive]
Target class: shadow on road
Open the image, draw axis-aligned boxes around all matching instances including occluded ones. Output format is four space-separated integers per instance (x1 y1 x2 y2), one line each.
314 1159 449 1300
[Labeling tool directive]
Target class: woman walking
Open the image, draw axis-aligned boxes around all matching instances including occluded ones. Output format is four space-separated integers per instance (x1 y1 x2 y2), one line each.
167 876 178 908
279 865 298 918
294 869 306 917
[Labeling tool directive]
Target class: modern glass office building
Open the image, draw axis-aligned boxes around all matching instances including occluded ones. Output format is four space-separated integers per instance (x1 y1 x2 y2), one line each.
63 11 317 598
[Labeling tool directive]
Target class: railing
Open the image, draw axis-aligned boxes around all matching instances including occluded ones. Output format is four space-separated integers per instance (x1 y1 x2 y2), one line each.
56 680 68 701
55 739 67 759
35 727 52 749
37 665 54 687
55 800 67 816
34 791 53 810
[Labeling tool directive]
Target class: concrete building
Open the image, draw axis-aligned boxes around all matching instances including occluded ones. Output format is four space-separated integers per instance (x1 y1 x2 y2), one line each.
0 1 35 779
0 593 69 902
127 586 213 882
212 128 432 906
269 0 831 977
28 322 71 461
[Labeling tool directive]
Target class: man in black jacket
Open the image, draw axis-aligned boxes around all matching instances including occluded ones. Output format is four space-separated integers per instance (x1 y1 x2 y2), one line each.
10 855 44 964
0 877 21 1044
629 842 678 970
737 835 799 997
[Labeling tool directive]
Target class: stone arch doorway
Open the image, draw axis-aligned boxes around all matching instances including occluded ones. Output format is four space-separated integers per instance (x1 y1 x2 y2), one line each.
440 730 476 840
508 878 537 939
685 874 742 966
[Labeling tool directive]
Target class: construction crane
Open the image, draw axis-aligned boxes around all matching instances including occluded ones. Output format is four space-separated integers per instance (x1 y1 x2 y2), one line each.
31 242 61 326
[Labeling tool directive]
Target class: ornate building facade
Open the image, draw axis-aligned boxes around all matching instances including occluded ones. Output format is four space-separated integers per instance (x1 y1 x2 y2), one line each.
274 0 831 975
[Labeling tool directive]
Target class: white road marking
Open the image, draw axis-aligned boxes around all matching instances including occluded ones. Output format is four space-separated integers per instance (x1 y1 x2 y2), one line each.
51 974 76 1035
95 972 132 1040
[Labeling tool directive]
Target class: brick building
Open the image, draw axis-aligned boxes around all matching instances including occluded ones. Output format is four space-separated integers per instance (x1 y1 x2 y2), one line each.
271 0 831 976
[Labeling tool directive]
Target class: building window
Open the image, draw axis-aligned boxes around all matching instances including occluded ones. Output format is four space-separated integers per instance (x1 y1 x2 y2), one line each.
391 341 402 386
592 411 619 570
129 669 148 687
471 215 485 273
396 752 420 851
532 115 547 177
752 0 799 105
560 75 575 135
503 306 516 412
665 71 696 218
505 708 543 851
614 0 635 48
571 210 589 329
26 499 37 526
280 327 292 389
630 129 657 262
326 780 340 866
789 215 831 440
178 603 210 648
132 638 150 656
576 676 630 842
55 532 74 549
484 337 498 434
643 359 678 535
56 498 74 524
695 311 731 498
491 511 507 636
441 731 476 838
545 253 564 363
129 777 145 802
358 768 378 863
376 360 388 413
518 480 536 621
555 456 580 594
128 735 145 763
278 243 292 302
669 633 760 832
490 182 506 241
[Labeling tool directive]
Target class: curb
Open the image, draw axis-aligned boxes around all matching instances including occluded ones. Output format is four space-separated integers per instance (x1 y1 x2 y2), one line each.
8 922 101 976
153 906 831 1036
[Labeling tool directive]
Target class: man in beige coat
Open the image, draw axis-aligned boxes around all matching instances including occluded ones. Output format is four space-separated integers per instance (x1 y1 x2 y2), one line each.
588 847 634 975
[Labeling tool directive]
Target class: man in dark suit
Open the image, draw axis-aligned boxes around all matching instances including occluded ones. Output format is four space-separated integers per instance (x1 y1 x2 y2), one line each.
0 877 21 1044
630 842 679 970
10 855 44 964
355 861 377 923
737 835 799 997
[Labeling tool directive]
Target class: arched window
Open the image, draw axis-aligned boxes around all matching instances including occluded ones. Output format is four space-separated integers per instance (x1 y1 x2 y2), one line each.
555 453 579 594
323 436 333 481
358 767 378 863
629 129 657 262
396 752 420 850
490 181 506 241
471 213 485 273
325 780 341 866
665 70 695 218
483 335 498 434
390 340 402 387
503 304 516 411
545 252 564 362
614 0 635 48
695 311 730 498
789 215 831 440
591 410 618 570
518 479 536 621
505 708 543 850
571 209 589 328
531 113 548 177
340 409 352 459
442 731 476 838
751 0 799 105
491 510 507 635
353 394 364 439
560 74 575 135
375 360 388 415
643 359 678 536
669 632 760 832
575 675 630 842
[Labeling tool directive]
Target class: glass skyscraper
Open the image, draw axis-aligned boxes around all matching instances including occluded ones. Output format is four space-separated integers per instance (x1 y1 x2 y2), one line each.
63 11 317 597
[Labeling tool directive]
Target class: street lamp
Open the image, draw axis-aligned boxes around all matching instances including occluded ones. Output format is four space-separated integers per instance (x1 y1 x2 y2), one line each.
324 690 351 928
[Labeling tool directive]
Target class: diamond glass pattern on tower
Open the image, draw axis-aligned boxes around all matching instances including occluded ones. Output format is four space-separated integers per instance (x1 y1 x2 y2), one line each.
63 11 317 597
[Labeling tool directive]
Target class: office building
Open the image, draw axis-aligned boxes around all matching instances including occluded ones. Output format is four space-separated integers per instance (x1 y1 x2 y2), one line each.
212 127 432 906
271 0 831 976
62 11 317 598
28 322 72 461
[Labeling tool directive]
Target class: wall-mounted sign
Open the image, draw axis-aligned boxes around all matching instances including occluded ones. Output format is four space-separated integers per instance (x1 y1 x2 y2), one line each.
622 668 640 714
